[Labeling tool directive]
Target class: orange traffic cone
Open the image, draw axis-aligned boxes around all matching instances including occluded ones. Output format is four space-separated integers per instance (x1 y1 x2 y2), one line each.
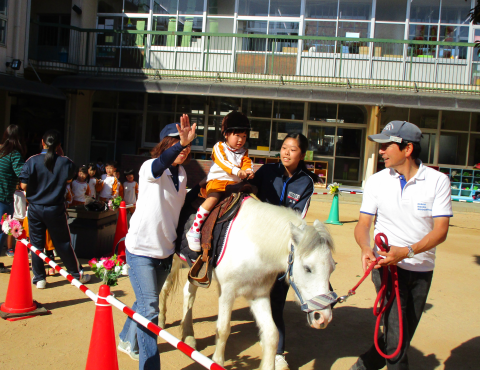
111 201 127 263
85 285 119 370
0 237 49 321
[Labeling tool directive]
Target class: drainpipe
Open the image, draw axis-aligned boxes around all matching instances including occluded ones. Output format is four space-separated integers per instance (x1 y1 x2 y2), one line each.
11 0 23 77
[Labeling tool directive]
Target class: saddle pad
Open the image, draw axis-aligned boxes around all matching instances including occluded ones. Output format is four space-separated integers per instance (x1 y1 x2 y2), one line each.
175 198 232 268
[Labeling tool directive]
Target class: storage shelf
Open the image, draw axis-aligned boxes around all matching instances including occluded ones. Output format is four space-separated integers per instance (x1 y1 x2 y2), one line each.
441 167 480 200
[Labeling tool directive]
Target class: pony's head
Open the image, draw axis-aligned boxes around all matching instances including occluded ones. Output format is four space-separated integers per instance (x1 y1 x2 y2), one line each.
288 219 336 329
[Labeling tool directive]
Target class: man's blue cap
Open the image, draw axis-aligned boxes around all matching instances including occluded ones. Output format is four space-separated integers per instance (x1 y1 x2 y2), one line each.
368 121 422 144
159 123 180 141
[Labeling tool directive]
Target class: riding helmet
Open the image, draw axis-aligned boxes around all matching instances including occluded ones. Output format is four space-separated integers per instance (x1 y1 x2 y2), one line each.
221 111 251 136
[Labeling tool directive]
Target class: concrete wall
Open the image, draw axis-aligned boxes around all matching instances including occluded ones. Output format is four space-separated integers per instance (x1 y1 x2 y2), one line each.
362 105 380 186
0 0 28 76
65 89 94 165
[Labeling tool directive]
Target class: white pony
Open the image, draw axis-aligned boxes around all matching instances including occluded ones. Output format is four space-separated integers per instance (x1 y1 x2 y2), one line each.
159 197 336 370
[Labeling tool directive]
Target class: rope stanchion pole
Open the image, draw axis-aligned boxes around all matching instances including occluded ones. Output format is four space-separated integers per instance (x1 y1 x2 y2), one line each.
18 238 225 370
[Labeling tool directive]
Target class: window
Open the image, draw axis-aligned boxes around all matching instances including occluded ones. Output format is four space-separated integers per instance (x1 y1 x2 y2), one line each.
269 0 301 17
0 0 6 45
273 101 304 120
208 0 235 16
442 111 470 131
238 0 269 16
304 21 336 52
409 108 439 129
305 0 338 19
410 0 440 23
307 126 336 156
124 0 150 13
439 26 468 59
98 0 123 13
375 0 408 22
440 0 471 24
178 0 204 15
338 0 372 21
309 103 337 121
242 99 272 118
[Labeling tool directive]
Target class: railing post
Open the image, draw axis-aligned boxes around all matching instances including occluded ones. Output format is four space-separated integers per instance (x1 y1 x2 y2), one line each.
409 44 413 81
338 41 343 78
205 35 211 72
270 39 276 75
85 31 90 66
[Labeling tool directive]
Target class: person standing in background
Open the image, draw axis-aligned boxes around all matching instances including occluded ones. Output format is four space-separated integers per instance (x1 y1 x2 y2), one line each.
0 124 26 262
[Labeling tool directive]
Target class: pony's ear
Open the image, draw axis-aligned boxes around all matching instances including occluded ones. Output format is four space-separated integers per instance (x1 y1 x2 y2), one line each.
313 219 324 232
289 222 305 246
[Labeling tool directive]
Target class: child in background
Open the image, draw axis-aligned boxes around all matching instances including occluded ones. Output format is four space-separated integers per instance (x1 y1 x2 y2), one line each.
186 111 254 252
65 183 73 208
87 163 99 199
71 166 91 206
96 157 105 175
5 185 27 257
115 168 124 199
123 169 138 213
96 161 119 202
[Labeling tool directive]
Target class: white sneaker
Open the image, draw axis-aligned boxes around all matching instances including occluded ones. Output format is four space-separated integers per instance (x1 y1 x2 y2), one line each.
36 280 47 289
118 339 139 361
275 354 290 370
186 231 202 252
79 273 91 284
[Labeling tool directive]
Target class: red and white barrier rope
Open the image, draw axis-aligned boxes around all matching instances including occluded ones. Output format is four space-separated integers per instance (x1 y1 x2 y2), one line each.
19 238 224 370
313 191 362 195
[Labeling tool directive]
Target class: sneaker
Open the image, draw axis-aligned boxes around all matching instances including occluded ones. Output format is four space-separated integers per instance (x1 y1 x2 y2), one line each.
275 354 290 370
0 263 10 273
186 231 202 252
79 273 91 284
6 248 14 257
36 280 47 289
118 339 139 361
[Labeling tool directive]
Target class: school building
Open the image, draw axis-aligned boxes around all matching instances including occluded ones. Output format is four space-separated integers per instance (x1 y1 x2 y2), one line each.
1 0 480 188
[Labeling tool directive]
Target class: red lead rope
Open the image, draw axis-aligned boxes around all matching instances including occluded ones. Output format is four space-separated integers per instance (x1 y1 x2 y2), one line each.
346 233 403 359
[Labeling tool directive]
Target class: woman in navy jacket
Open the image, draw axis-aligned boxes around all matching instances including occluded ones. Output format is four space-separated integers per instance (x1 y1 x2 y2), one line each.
19 130 90 289
249 133 319 370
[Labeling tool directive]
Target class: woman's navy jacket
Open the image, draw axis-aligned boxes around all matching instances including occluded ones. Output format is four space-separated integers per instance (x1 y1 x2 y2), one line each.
19 150 75 206
249 162 314 218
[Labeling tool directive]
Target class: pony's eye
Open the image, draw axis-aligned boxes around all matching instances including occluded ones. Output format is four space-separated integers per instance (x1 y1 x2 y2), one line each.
304 266 312 273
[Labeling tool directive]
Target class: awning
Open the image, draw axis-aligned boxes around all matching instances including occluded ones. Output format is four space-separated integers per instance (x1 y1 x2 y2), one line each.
51 75 480 112
0 74 66 100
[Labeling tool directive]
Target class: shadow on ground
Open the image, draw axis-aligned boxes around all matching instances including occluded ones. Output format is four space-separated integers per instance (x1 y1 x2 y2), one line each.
444 336 480 370
159 303 441 370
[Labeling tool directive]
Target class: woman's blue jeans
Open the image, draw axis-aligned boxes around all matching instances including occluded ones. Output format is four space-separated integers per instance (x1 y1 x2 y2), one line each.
0 201 14 249
119 248 172 370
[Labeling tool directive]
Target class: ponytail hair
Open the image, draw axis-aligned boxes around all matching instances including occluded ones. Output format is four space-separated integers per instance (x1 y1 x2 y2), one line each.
283 133 319 183
42 130 62 173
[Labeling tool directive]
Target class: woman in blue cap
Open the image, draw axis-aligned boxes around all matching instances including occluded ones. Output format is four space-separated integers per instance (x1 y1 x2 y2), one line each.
118 115 196 369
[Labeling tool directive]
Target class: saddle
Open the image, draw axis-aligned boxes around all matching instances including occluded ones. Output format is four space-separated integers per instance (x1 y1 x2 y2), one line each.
188 182 258 288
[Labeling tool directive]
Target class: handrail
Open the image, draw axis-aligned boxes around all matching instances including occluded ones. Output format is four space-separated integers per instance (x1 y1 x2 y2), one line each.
30 20 478 47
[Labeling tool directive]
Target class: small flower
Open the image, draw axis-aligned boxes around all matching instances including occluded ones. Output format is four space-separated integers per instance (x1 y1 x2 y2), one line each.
103 259 115 270
88 258 98 267
114 266 121 273
108 200 113 208
2 221 11 234
10 220 23 239
97 260 104 268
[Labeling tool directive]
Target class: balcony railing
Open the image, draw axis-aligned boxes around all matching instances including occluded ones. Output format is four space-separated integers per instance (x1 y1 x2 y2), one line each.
28 21 480 94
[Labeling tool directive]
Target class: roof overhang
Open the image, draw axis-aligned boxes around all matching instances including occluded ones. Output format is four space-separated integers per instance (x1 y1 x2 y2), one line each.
0 74 66 100
51 75 480 112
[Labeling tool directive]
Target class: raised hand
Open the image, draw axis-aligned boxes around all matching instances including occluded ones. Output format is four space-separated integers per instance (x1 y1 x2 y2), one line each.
177 114 197 147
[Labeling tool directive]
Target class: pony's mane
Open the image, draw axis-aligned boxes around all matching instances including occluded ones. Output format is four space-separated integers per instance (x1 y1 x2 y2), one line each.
238 198 333 260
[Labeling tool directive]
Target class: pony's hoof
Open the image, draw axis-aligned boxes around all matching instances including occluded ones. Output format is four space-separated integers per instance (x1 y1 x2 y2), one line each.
158 319 166 329
212 355 224 367
184 336 197 349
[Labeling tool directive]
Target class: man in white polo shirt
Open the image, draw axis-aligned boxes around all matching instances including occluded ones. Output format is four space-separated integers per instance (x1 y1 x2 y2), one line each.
350 121 452 370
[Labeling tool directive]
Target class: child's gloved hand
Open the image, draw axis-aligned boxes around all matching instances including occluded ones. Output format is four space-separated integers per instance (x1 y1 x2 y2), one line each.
237 170 248 179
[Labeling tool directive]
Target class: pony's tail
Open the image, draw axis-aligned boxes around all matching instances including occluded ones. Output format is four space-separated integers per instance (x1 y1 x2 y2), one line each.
42 130 62 173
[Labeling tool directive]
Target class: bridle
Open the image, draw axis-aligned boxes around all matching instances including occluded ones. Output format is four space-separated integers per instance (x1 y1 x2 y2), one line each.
281 243 338 313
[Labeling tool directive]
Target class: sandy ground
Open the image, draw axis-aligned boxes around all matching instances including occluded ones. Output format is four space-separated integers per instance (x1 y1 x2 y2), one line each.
0 200 479 370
